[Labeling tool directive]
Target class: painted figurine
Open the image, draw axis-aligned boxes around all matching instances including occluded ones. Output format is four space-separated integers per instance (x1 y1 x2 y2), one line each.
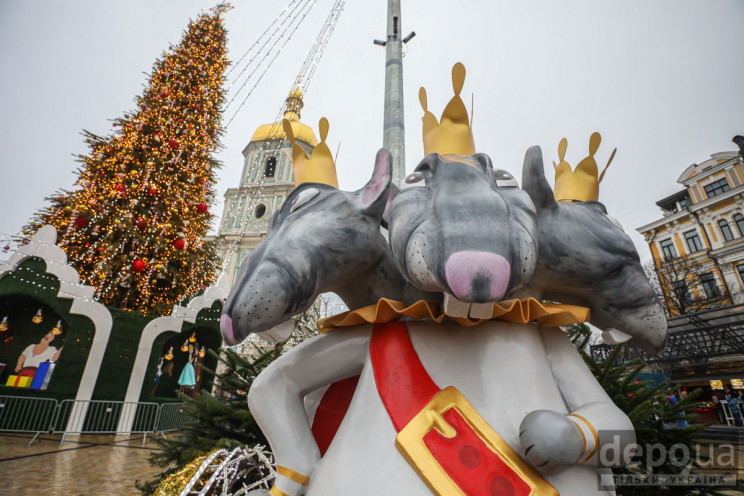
221 63 667 495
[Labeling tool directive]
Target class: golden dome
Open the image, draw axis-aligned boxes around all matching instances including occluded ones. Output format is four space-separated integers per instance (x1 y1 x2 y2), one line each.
250 86 317 146
251 115 318 146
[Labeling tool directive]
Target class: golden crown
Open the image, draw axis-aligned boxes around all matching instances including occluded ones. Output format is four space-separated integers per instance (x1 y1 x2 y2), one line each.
283 117 339 188
420 62 475 156
553 132 616 202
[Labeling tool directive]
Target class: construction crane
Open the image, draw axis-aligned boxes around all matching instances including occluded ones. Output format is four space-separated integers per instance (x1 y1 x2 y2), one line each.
223 0 347 128
217 0 347 278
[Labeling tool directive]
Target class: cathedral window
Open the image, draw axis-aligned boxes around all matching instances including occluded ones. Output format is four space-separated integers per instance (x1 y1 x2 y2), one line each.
265 156 277 178
255 203 267 219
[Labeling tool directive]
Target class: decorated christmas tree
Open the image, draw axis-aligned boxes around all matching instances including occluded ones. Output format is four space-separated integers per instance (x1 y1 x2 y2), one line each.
24 5 230 316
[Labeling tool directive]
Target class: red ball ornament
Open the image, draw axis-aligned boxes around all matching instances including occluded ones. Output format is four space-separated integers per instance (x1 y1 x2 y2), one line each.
194 104 201 111
149 188 158 196
132 259 146 273
135 217 146 228
168 138 179 148
74 215 89 228
98 247 105 253
197 202 208 213
173 238 186 250
115 183 125 192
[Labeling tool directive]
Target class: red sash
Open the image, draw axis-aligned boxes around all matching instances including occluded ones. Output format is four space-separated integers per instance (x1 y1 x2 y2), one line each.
369 321 557 496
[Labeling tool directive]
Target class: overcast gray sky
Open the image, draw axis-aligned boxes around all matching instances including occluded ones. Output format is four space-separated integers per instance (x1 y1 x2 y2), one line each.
1 0 742 261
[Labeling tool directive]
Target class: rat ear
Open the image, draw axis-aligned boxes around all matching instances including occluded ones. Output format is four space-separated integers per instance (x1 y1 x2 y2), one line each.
356 148 392 218
473 152 494 172
521 145 556 210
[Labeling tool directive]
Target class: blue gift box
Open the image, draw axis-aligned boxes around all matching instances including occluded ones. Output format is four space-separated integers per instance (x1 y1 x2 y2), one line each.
30 362 55 390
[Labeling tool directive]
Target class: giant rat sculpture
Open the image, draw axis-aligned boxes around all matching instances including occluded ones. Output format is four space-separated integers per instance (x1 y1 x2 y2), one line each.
220 64 667 496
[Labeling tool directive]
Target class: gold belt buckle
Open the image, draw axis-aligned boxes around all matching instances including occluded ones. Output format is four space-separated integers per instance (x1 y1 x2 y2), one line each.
395 386 557 496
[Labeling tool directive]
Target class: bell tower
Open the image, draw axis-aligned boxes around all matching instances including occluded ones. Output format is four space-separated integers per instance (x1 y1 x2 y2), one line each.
212 89 317 283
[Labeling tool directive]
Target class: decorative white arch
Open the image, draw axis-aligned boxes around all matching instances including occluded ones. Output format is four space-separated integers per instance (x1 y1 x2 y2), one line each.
0 225 113 433
116 273 229 432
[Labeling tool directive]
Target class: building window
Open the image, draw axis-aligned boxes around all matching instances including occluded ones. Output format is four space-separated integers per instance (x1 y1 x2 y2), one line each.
737 265 744 286
672 279 691 305
699 272 721 299
255 203 267 219
684 230 704 253
719 220 734 242
264 156 277 178
735 213 744 236
660 238 677 260
703 178 730 198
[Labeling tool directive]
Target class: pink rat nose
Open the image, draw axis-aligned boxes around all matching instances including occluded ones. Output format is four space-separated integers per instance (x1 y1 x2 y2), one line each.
220 314 238 345
444 251 511 302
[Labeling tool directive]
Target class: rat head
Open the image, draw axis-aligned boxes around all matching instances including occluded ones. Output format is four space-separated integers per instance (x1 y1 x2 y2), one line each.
522 145 667 354
220 149 393 345
387 153 537 306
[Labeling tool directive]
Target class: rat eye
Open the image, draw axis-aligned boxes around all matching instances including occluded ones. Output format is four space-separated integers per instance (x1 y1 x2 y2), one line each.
290 187 319 212
493 169 518 188
401 171 427 189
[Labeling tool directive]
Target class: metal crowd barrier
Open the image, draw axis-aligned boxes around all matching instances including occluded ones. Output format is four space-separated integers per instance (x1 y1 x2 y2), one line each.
57 399 160 445
0 395 58 436
154 402 191 434
0 395 185 445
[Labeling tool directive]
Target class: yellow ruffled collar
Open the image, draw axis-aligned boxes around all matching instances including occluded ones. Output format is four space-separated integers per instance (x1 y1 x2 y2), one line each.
318 297 589 334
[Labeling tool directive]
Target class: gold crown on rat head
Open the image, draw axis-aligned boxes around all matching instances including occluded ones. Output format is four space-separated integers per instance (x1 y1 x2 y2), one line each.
553 132 616 202
283 116 339 188
420 62 476 156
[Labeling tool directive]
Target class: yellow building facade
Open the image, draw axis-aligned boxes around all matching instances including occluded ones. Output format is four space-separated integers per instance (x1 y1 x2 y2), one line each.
637 144 744 316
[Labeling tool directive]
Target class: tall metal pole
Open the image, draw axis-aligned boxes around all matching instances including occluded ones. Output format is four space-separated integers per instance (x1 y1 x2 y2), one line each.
375 0 415 188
